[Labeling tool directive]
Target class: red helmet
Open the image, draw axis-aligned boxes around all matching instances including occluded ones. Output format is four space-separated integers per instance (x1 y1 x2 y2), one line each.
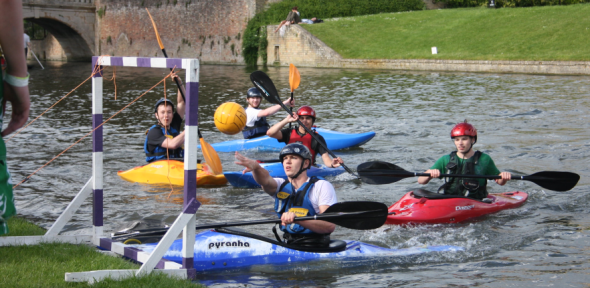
297 106 316 119
451 121 477 143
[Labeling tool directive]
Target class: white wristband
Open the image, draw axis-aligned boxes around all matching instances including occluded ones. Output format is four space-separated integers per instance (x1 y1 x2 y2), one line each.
4 73 30 87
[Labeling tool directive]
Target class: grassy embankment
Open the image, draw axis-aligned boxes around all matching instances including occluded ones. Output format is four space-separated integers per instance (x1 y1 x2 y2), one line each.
0 217 202 287
303 4 590 61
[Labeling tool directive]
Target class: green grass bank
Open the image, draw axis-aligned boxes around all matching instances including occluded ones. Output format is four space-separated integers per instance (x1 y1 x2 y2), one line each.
0 217 202 287
303 4 590 61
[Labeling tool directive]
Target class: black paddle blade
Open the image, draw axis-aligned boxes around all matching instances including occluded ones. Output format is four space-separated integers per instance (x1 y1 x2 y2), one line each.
523 171 580 192
357 161 414 185
250 71 281 104
323 201 388 230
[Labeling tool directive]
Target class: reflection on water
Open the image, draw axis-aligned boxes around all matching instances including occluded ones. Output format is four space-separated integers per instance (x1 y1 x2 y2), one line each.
6 62 590 287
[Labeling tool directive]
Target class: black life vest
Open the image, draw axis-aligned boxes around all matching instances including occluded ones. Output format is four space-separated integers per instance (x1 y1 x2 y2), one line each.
438 151 488 200
242 116 269 139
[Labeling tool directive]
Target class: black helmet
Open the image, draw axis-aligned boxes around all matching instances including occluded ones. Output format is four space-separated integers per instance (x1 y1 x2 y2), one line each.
279 143 312 169
247 87 262 98
154 98 175 113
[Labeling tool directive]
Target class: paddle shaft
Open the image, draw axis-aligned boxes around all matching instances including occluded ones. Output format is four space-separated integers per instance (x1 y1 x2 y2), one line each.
386 171 549 181
273 99 357 177
289 92 293 129
112 209 382 239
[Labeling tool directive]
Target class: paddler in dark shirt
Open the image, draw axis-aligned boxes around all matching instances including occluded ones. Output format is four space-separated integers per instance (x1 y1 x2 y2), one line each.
235 143 337 246
417 121 511 201
242 87 294 139
266 105 343 168
144 75 185 163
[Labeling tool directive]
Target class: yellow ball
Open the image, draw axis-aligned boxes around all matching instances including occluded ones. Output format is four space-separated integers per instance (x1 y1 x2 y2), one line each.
214 102 247 135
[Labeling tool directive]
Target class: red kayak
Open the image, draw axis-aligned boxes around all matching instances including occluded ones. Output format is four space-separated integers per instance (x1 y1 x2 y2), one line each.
387 189 528 225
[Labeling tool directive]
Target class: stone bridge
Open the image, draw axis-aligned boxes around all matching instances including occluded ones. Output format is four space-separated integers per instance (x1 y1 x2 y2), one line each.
22 0 96 61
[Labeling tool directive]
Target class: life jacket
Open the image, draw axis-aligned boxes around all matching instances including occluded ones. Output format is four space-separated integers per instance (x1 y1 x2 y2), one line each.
242 115 269 139
144 125 183 163
274 176 323 235
289 127 318 164
438 151 488 200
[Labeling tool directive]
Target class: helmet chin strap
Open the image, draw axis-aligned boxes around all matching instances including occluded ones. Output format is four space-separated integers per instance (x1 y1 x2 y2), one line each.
290 159 309 180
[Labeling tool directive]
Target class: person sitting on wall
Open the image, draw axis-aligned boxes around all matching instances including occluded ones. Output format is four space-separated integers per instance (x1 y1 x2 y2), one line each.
275 6 302 33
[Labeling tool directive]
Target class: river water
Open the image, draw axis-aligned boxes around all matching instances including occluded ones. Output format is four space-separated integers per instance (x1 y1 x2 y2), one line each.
8 62 590 287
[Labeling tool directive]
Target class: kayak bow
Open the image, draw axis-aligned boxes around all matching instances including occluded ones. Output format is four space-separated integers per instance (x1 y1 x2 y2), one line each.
386 189 528 225
198 128 375 152
118 160 227 186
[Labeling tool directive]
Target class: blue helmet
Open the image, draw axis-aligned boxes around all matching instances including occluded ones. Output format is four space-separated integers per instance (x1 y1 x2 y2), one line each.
154 98 175 113
247 87 262 98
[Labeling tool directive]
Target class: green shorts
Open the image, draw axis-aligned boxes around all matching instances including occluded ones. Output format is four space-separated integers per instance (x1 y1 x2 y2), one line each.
0 137 15 235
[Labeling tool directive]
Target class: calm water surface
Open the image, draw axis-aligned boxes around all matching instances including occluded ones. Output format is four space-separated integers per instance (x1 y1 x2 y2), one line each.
7 62 590 287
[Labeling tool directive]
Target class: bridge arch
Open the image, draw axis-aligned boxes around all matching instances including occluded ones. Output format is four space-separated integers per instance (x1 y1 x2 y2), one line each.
22 1 96 61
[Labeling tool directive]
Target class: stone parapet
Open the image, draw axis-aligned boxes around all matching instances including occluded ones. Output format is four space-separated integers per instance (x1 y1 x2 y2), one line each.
267 24 590 75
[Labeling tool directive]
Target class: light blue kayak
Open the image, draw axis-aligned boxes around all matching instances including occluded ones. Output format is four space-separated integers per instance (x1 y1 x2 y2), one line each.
223 162 345 188
136 228 463 272
198 128 375 152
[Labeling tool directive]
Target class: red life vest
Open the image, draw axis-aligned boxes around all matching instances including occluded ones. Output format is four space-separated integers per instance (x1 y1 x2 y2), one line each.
289 128 317 164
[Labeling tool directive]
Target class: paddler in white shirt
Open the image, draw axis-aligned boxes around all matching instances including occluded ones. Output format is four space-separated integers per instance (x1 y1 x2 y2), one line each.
234 143 336 247
242 87 294 139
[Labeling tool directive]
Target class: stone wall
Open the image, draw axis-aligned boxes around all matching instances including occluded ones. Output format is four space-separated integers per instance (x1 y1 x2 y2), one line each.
267 24 590 75
95 0 259 64
30 34 66 61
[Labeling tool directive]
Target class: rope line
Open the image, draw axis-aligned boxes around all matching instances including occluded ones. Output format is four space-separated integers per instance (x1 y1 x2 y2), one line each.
13 70 174 189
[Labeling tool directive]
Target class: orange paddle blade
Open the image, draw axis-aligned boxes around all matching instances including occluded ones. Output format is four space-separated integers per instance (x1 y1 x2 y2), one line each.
200 137 222 175
289 64 301 92
146 8 165 50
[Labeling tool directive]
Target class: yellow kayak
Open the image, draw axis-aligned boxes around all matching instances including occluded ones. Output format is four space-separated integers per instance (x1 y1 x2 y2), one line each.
118 160 227 186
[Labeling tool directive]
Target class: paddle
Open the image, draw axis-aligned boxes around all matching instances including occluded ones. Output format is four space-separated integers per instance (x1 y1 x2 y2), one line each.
112 201 388 240
288 64 300 129
250 70 358 178
199 129 222 175
146 8 186 102
357 161 580 192
146 8 222 175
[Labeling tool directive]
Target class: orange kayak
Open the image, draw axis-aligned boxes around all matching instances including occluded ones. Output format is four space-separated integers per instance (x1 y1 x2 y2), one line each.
118 160 227 186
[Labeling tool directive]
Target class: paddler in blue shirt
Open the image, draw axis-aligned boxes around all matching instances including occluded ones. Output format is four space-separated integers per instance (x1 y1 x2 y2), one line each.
267 105 343 168
235 143 337 246
242 87 294 139
144 75 185 162
417 121 511 202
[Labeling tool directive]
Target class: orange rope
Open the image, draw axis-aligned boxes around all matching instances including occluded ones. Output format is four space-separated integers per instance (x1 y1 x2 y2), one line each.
110 66 117 100
6 55 119 142
6 63 104 142
13 71 174 189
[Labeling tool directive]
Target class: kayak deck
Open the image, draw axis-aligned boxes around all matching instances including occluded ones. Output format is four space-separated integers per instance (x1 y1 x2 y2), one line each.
118 160 227 186
223 162 345 188
198 128 376 152
387 189 528 225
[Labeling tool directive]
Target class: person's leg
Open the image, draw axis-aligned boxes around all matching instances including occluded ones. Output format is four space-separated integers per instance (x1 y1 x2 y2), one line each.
0 139 15 235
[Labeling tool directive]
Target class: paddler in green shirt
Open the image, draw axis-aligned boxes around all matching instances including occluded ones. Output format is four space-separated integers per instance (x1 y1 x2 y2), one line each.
417 121 511 202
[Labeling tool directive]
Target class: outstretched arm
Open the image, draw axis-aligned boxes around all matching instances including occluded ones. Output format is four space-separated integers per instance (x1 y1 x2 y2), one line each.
235 152 278 195
257 98 294 118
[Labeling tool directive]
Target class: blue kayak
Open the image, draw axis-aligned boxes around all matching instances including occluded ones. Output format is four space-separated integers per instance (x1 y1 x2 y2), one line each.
198 128 375 152
136 228 463 272
223 162 345 188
